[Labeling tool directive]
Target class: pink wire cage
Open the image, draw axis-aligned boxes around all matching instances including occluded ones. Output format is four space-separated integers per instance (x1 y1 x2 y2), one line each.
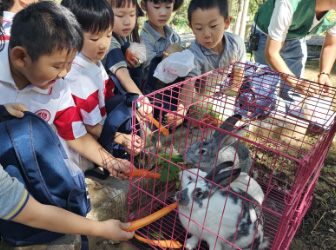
126 62 336 250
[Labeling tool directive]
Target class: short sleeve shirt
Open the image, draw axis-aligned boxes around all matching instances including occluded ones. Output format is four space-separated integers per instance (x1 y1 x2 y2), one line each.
0 164 29 220
187 32 246 78
140 21 183 78
0 43 86 140
267 0 336 42
65 53 107 126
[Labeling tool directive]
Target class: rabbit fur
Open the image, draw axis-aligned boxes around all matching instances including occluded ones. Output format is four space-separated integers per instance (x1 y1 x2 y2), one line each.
175 162 268 250
182 114 252 175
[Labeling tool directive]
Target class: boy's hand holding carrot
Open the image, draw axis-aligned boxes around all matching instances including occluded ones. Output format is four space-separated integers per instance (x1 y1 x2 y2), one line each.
97 220 134 242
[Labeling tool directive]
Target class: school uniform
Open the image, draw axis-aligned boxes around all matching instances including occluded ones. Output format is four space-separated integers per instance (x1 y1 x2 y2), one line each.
0 164 29 220
0 43 86 141
66 53 108 126
140 21 182 80
104 36 143 92
187 32 246 78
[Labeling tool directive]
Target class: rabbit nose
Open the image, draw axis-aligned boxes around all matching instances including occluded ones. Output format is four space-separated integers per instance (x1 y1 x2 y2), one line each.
175 188 190 206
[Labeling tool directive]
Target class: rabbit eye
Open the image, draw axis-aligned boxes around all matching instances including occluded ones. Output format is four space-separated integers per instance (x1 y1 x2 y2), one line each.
195 190 203 198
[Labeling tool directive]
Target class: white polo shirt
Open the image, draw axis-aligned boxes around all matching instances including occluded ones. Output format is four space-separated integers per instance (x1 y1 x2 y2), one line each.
65 53 107 126
2 11 15 40
0 43 87 140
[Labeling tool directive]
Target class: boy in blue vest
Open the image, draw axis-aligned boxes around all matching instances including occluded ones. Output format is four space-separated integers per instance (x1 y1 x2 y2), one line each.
165 0 246 127
252 0 336 113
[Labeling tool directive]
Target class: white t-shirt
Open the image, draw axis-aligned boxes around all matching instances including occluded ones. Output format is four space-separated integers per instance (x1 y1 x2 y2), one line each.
0 43 86 140
267 0 336 42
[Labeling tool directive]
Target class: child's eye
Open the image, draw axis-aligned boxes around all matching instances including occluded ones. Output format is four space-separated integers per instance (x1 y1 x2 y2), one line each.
53 66 60 69
195 28 202 31
211 25 218 29
91 38 99 42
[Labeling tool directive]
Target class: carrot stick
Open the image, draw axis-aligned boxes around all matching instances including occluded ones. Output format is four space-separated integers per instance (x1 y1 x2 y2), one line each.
148 114 169 136
124 169 161 179
134 234 182 249
125 201 178 232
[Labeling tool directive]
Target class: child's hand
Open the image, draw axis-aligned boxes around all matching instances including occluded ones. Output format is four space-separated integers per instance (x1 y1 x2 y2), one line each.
164 104 187 128
99 220 134 242
105 157 133 180
4 103 29 118
164 43 183 59
125 49 140 68
136 98 153 123
120 134 143 156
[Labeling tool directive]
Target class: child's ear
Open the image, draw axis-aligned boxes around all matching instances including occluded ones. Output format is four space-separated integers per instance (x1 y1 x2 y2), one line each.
224 16 233 30
11 46 29 69
140 1 147 11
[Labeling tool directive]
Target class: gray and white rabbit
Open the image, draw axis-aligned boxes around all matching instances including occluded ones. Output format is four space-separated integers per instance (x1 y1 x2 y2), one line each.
175 161 268 250
182 114 252 174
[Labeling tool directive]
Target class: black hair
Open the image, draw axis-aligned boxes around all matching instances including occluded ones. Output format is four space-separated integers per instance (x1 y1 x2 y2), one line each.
2 0 13 11
107 0 142 43
61 0 113 34
9 1 83 62
142 0 184 12
188 0 230 24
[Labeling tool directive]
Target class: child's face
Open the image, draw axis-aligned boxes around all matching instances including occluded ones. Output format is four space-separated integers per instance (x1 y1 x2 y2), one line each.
82 28 113 64
190 7 231 53
112 4 136 37
141 0 173 31
13 48 77 90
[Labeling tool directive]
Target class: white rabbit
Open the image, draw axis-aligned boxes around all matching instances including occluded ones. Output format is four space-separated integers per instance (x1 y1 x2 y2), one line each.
182 114 252 175
175 161 268 250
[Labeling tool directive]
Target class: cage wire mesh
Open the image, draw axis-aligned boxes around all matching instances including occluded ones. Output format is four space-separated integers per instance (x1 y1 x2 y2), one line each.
127 62 336 250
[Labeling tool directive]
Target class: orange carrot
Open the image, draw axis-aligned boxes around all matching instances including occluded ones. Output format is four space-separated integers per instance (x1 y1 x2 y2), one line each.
148 114 169 136
125 201 178 232
134 233 182 249
124 169 161 179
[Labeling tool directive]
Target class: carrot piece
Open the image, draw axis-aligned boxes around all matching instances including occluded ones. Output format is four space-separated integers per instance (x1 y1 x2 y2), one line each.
148 114 169 136
125 201 178 232
134 234 182 249
124 169 161 179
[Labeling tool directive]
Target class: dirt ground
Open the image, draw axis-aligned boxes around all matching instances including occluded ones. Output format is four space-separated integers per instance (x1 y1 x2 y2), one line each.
288 60 336 250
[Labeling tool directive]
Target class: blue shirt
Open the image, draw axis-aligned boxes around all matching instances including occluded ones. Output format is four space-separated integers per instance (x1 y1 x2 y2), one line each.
140 21 183 79
187 32 246 78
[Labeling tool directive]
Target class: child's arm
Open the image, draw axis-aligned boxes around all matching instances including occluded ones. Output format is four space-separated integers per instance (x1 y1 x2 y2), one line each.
85 124 143 156
66 133 131 179
12 195 134 242
115 68 152 121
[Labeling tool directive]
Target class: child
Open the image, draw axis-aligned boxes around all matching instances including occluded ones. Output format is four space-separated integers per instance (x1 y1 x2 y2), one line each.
165 0 246 127
60 0 142 168
1 0 38 39
0 1 131 178
0 161 133 243
105 0 152 122
140 0 184 85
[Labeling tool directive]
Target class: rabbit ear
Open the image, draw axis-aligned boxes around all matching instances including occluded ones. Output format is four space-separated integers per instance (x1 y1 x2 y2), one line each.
205 161 241 191
213 114 248 146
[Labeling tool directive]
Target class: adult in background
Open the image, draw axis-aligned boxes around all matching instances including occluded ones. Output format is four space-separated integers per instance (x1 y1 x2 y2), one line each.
252 0 336 113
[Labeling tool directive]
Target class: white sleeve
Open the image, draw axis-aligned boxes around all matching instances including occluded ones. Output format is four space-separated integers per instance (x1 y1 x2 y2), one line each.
268 0 293 42
327 24 336 36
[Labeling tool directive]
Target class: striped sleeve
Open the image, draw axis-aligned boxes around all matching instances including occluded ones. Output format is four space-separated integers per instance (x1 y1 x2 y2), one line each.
0 165 29 220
